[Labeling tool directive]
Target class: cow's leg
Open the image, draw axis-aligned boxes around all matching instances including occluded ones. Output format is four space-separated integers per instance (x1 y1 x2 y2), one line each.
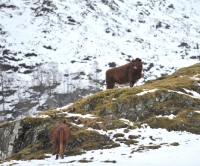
106 76 115 89
52 143 56 155
56 147 59 159
55 142 59 160
56 154 58 160
107 82 115 89
129 73 135 87
130 79 139 87
51 138 56 155
130 81 136 87
61 142 66 159
106 80 115 89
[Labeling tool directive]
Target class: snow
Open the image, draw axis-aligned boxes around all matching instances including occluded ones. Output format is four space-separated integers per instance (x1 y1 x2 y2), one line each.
156 114 176 119
183 88 200 99
191 75 200 81
168 89 200 99
120 118 134 124
1 0 200 115
65 113 96 119
0 0 200 165
1 0 200 82
136 89 158 96
2 123 200 166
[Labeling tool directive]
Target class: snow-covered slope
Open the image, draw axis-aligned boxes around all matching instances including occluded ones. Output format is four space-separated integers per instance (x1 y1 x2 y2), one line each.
1 116 200 166
0 0 200 121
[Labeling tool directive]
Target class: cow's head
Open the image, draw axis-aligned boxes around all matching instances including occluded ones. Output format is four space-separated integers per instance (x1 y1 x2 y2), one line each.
133 58 142 70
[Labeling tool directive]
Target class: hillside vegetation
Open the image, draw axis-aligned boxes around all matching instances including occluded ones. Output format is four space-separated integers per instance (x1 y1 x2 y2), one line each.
0 62 200 162
62 62 200 131
1 0 200 123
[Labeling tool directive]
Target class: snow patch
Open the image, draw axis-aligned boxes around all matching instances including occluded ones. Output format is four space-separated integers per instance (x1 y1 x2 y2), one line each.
190 74 200 80
136 89 158 96
168 89 200 99
2 124 200 166
156 114 176 119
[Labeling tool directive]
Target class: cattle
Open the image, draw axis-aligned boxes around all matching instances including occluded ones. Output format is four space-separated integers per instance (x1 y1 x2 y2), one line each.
105 58 142 89
50 119 70 159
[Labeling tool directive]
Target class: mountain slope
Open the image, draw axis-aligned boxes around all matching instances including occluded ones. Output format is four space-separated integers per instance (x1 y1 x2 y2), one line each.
0 0 200 122
0 62 200 163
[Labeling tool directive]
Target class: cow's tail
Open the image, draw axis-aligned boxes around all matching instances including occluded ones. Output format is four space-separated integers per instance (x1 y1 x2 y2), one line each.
59 127 64 159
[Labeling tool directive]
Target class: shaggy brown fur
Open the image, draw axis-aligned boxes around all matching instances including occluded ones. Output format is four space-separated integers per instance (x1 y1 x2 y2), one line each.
50 119 70 159
106 58 142 89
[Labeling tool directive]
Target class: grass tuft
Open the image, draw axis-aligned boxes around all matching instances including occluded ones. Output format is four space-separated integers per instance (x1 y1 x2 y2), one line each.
170 142 180 146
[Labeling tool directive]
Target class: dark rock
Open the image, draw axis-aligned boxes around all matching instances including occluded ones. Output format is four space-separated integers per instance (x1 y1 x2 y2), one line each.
108 62 116 67
99 108 117 120
139 20 145 23
19 63 35 69
185 112 193 118
2 49 10 55
156 22 162 29
144 63 154 72
24 53 37 57
0 63 18 71
4 55 20 61
71 60 76 63
168 4 175 9
43 45 53 49
0 4 17 9
83 56 92 60
178 42 190 48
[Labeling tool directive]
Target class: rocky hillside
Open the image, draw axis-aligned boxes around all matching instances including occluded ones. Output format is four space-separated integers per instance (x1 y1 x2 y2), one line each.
0 62 200 162
0 0 200 123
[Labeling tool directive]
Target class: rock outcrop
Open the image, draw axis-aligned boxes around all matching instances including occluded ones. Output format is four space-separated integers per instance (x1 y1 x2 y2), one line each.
0 63 200 161
0 121 21 160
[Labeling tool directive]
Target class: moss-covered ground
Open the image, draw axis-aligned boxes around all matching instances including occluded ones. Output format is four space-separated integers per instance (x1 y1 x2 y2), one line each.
1 62 200 162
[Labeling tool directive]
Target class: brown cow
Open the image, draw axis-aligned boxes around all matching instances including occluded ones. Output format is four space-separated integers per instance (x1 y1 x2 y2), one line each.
106 58 142 89
50 119 70 159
